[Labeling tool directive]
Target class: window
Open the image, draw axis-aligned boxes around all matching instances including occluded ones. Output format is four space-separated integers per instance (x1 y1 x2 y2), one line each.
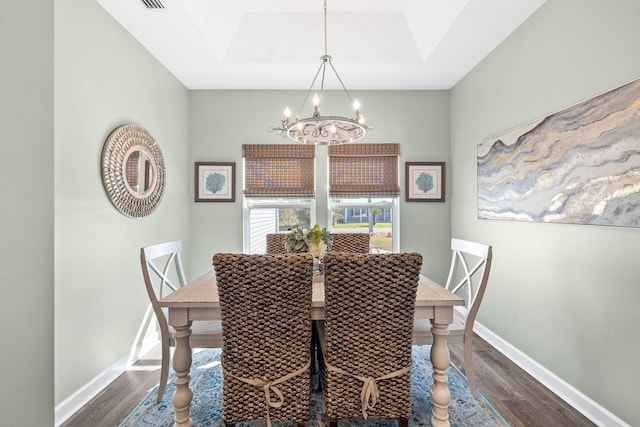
329 198 398 253
328 143 400 253
244 198 315 254
242 144 315 253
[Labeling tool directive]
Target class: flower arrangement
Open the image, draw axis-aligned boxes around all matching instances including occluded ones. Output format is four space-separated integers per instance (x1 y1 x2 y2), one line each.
284 224 332 259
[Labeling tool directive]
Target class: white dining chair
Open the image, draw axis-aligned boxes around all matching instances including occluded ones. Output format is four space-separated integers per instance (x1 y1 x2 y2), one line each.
412 238 492 398
140 240 222 403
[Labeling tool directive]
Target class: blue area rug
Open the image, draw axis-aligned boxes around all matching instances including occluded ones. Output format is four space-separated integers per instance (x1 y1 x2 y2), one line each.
120 346 509 427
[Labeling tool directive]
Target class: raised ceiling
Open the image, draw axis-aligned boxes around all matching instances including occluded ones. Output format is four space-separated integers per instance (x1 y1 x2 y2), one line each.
96 0 546 90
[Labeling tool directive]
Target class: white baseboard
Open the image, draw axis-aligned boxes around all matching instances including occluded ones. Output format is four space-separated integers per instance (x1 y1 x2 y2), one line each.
473 321 630 427
54 320 628 427
54 336 159 427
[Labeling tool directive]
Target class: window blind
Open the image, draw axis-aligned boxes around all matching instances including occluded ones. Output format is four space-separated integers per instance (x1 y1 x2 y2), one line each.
328 143 400 198
243 144 315 198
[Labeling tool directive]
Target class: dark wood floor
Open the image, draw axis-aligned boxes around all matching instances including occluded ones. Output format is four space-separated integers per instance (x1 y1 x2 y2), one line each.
449 336 595 427
61 335 595 427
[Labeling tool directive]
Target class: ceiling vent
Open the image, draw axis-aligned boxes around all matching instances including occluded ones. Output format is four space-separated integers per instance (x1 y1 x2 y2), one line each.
142 0 165 9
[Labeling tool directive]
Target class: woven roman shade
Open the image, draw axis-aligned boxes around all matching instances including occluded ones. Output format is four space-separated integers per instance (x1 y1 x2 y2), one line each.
243 144 315 198
328 143 400 198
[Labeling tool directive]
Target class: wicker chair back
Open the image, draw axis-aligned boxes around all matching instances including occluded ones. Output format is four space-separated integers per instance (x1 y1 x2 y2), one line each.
213 253 314 426
318 252 422 424
329 233 370 253
265 233 288 254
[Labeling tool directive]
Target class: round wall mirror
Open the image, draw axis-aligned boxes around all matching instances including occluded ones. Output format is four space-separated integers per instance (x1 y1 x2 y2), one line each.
101 124 166 218
123 147 157 197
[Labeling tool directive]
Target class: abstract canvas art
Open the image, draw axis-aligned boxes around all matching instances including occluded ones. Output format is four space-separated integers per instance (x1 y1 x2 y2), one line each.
477 78 640 228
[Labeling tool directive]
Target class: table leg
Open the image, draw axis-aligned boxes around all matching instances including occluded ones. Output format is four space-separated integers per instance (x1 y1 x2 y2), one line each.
172 323 193 427
430 318 451 427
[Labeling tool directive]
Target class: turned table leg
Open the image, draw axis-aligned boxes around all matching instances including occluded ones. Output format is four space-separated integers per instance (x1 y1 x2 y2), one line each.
172 323 193 427
430 309 452 427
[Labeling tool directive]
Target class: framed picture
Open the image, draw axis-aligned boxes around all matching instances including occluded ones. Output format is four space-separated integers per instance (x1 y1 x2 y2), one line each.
405 162 445 202
195 162 235 202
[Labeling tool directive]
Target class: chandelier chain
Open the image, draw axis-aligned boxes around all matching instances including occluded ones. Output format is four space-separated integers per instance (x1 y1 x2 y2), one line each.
324 0 328 56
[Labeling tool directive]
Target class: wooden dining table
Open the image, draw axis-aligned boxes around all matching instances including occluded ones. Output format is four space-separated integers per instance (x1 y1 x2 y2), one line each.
159 270 464 427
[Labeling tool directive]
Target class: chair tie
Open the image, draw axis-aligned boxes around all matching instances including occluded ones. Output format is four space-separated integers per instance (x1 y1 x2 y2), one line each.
224 361 310 427
325 362 412 419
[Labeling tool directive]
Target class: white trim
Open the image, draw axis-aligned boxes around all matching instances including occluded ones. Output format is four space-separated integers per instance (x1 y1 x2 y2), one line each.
54 336 159 426
473 321 630 427
53 313 628 427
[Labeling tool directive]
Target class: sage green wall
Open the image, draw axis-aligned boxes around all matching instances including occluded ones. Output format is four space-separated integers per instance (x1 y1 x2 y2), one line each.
54 0 190 404
188 90 452 282
1 3 54 425
450 0 640 424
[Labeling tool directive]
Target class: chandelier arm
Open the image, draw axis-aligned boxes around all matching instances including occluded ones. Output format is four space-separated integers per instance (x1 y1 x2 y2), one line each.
328 61 354 102
296 61 326 118
320 61 327 92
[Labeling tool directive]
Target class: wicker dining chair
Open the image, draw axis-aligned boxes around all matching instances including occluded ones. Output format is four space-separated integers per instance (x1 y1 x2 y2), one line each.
413 238 492 398
140 240 223 403
329 232 370 253
212 253 314 427
317 252 423 427
265 233 287 254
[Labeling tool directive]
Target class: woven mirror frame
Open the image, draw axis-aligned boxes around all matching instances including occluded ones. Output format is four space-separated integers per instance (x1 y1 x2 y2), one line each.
100 124 166 218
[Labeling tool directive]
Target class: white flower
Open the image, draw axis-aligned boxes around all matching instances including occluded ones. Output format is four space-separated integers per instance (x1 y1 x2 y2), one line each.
308 241 326 259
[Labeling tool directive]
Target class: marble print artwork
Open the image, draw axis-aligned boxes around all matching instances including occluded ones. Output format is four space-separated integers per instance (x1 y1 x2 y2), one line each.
477 78 640 228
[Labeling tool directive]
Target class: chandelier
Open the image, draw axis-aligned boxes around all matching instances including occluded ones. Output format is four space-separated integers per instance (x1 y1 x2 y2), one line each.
269 0 369 145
